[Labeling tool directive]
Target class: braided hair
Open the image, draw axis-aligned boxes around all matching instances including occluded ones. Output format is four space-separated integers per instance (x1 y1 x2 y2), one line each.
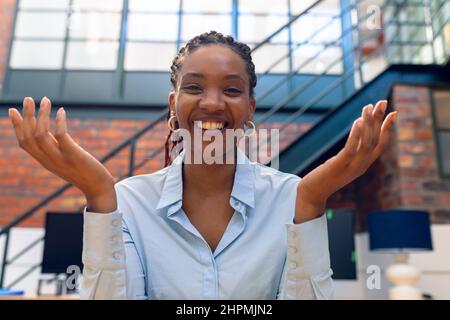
164 31 257 167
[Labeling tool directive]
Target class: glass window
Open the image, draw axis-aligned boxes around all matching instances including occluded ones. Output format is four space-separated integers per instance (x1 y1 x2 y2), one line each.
129 0 180 13
183 0 232 14
292 44 342 74
434 90 450 129
181 14 232 41
238 15 289 43
124 42 177 71
65 41 119 70
71 0 123 12
291 0 340 15
433 90 450 177
10 40 64 69
15 12 67 39
69 12 122 40
19 0 69 10
251 44 289 73
291 15 341 44
127 13 179 41
437 132 450 175
239 0 287 14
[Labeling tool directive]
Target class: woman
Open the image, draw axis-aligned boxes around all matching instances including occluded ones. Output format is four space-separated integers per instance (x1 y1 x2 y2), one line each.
8 31 397 299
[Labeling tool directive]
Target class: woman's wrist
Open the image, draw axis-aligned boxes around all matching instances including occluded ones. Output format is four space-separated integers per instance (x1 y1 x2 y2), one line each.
295 180 328 224
85 188 117 213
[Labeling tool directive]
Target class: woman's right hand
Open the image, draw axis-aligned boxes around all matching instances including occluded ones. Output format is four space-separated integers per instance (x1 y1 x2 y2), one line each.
8 97 117 213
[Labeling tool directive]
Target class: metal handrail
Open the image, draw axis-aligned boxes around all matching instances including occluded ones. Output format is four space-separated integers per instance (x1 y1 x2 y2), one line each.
255 0 388 106
0 108 167 287
0 108 167 237
251 0 323 53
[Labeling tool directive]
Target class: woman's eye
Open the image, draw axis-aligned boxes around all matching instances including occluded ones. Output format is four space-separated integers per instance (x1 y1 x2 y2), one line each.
225 88 242 95
183 85 202 92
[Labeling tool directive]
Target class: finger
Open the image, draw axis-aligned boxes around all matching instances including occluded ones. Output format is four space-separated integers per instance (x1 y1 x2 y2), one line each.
20 97 47 158
371 100 388 147
369 111 398 163
22 97 37 139
8 108 24 142
342 117 362 158
358 104 375 155
35 97 64 162
54 107 79 156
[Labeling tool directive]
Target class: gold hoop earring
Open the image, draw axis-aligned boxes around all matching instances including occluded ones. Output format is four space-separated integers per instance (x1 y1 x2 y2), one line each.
167 112 177 131
244 120 256 137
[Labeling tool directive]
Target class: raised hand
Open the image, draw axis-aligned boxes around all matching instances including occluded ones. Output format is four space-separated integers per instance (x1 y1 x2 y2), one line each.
295 100 397 223
9 97 117 212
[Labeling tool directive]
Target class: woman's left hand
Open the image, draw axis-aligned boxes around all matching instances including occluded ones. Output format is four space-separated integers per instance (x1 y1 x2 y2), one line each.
294 100 398 224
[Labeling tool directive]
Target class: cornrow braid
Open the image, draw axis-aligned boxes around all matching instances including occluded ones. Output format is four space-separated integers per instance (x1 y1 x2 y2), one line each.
164 31 257 167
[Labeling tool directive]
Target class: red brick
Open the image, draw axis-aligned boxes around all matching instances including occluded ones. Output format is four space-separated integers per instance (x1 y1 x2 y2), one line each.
416 130 433 140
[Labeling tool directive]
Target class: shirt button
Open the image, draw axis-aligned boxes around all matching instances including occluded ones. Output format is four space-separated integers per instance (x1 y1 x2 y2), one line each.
113 252 121 260
289 231 297 238
288 246 297 254
112 235 120 242
289 261 298 269
112 219 120 227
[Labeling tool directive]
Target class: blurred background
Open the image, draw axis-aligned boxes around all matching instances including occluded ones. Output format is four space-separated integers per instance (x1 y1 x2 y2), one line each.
0 0 449 299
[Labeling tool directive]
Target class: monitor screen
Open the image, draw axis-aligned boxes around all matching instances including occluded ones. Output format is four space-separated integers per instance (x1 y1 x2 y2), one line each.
326 209 357 280
40 210 356 280
41 212 84 275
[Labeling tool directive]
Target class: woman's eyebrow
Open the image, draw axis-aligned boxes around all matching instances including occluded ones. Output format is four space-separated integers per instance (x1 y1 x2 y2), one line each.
181 72 245 83
182 72 205 80
222 74 245 82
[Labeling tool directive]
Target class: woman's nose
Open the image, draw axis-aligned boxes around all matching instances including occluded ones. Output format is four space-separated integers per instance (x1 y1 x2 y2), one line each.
199 89 225 111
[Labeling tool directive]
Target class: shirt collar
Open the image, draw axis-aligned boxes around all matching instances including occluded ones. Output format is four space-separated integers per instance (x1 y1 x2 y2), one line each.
156 148 255 216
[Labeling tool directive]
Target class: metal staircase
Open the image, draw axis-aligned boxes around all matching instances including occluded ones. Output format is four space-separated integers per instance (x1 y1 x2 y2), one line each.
1 0 449 289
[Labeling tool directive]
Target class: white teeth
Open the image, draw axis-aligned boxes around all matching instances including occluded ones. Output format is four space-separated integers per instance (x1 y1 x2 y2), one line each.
194 121 224 130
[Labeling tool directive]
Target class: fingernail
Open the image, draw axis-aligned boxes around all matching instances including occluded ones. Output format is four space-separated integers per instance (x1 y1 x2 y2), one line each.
381 101 388 114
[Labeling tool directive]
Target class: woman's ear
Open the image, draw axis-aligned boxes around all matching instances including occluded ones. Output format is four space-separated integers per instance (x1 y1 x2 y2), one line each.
168 91 176 112
248 98 256 119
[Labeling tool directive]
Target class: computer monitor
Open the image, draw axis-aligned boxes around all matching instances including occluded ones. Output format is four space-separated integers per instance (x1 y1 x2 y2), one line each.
326 209 357 280
40 209 356 280
41 212 84 275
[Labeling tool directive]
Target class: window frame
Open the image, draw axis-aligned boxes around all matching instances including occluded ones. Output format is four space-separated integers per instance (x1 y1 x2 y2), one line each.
431 87 450 179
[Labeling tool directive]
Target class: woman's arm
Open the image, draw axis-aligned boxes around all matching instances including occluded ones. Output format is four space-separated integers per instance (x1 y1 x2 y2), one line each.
294 100 397 224
80 209 147 300
277 215 334 300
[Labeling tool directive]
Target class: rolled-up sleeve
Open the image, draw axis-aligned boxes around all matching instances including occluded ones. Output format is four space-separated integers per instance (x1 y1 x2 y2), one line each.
277 214 335 300
80 208 147 300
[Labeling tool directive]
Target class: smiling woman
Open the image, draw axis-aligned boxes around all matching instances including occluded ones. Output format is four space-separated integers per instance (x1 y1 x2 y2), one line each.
8 31 397 300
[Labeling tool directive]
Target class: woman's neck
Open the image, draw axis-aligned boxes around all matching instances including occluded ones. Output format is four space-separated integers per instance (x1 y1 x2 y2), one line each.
183 152 237 196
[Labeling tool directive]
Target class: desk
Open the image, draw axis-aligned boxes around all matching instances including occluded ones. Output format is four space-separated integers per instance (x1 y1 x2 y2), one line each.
0 295 80 300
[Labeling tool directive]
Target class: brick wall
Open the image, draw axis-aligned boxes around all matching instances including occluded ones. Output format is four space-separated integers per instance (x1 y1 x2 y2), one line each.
0 0 15 94
0 117 167 227
2 84 449 229
0 113 308 228
391 85 450 223
329 84 450 231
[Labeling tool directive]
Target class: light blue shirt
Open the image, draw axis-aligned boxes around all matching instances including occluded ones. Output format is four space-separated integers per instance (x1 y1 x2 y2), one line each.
81 149 334 299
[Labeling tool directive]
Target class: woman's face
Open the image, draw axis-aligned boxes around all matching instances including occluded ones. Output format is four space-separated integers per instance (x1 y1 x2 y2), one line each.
169 44 256 162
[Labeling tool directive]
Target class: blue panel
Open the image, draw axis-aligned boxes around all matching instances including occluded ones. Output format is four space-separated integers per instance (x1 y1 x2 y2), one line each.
123 72 172 105
63 72 116 102
3 71 62 101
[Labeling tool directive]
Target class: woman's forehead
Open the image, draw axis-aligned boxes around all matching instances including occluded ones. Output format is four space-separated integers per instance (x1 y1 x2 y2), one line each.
179 45 247 78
